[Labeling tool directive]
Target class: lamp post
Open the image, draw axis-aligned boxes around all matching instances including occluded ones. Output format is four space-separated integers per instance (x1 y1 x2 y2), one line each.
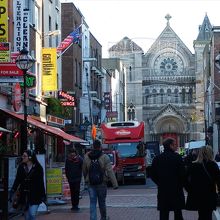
15 48 35 152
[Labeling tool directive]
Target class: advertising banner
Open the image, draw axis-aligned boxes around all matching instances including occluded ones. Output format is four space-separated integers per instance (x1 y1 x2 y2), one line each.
42 48 57 91
0 0 8 42
46 168 62 195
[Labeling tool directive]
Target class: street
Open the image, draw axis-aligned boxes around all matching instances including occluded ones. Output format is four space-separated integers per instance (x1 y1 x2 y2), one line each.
10 178 209 220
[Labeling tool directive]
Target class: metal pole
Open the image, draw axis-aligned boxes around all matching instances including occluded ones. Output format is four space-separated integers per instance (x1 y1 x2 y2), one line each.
86 70 93 125
23 69 27 152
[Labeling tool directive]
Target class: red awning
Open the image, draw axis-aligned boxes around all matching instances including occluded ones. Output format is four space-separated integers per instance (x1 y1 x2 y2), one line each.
0 108 85 143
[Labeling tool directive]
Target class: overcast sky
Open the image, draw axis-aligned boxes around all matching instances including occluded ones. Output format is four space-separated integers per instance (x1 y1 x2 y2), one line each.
61 0 220 58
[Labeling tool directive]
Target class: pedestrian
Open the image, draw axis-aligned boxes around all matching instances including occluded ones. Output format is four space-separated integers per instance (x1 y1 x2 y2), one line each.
215 149 220 162
184 149 198 169
9 149 46 220
150 138 186 220
83 139 118 220
185 145 220 220
65 147 83 211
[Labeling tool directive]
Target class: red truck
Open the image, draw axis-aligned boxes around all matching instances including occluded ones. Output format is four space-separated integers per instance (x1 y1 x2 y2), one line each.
101 121 146 184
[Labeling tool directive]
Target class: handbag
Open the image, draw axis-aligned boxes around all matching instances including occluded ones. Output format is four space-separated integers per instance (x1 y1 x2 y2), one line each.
202 162 220 206
12 167 34 210
12 184 22 209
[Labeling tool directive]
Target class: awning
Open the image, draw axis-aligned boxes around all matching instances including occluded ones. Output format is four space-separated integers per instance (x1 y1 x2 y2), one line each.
0 126 12 133
0 108 85 143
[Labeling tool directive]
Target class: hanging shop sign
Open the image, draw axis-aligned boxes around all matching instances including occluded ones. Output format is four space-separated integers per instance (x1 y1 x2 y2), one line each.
0 42 10 62
58 90 76 107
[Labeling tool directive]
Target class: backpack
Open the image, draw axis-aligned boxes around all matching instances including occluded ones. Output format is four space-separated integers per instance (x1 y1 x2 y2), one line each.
89 156 104 185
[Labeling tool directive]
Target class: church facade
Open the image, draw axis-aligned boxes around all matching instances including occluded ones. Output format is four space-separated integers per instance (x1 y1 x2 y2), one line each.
108 14 212 146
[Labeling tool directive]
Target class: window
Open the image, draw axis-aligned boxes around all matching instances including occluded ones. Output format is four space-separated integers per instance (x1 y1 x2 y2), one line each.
34 4 40 30
152 89 157 104
174 89 179 103
160 89 164 104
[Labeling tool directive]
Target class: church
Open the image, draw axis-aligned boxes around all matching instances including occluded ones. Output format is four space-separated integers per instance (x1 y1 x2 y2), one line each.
108 14 213 147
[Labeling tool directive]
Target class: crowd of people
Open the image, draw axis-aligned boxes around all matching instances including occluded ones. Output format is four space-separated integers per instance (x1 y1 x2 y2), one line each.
8 137 220 220
151 138 220 220
9 139 117 220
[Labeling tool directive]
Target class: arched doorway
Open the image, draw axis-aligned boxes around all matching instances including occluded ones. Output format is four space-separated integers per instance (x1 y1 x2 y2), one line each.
154 116 186 147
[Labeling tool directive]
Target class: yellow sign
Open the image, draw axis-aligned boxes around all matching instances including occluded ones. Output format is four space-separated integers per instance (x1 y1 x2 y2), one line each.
0 0 8 42
46 168 62 195
42 48 57 91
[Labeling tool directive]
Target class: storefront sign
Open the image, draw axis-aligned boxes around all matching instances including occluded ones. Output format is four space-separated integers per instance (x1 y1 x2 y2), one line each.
13 1 29 51
0 42 10 62
58 90 76 107
46 168 62 195
0 63 23 76
106 111 118 118
0 0 8 42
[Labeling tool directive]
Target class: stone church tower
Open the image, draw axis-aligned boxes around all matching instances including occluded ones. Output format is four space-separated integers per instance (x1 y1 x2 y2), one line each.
108 14 209 146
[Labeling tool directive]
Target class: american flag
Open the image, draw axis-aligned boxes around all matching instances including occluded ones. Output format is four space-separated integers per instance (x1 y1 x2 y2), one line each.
57 26 82 53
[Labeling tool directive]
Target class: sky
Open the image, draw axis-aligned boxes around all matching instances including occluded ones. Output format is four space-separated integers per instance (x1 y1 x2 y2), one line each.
61 0 220 58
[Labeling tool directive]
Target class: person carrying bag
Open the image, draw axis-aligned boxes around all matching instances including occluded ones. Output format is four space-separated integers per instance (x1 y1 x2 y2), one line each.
185 145 220 220
9 150 46 220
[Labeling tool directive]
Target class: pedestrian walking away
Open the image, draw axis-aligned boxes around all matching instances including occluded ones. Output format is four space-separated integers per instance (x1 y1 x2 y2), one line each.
65 147 83 211
9 149 46 220
185 145 220 220
83 139 118 220
150 138 186 220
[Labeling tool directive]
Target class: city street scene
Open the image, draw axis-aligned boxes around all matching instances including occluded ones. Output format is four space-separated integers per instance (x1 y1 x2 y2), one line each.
1 0 220 220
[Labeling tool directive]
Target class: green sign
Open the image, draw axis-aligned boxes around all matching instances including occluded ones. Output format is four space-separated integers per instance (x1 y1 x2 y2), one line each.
20 74 36 88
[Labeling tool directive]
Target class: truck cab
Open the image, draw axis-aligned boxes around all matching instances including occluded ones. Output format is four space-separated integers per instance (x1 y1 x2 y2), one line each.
101 121 146 184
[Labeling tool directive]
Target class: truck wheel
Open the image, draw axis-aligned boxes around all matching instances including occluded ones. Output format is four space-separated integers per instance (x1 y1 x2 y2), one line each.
141 178 146 185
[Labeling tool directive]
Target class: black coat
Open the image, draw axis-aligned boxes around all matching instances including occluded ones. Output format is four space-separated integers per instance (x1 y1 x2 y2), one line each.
185 160 220 210
151 148 186 211
65 155 83 183
12 162 46 206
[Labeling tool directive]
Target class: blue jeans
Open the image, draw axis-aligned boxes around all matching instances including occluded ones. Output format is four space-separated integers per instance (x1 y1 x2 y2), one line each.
88 184 107 220
24 204 39 220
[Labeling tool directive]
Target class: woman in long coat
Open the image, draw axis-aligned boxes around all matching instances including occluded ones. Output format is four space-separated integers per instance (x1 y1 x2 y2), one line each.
185 145 220 220
10 149 46 220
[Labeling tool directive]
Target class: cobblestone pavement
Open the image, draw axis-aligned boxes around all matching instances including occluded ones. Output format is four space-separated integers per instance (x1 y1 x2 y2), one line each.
11 178 220 220
11 186 202 220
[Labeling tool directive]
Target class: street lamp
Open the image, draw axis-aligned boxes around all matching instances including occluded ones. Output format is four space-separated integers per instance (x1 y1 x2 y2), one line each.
15 47 35 152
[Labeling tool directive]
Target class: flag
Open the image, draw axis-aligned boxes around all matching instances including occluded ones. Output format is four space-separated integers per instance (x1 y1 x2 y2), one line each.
57 26 82 53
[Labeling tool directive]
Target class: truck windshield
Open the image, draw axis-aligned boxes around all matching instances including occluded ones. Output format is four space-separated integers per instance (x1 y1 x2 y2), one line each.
111 142 142 158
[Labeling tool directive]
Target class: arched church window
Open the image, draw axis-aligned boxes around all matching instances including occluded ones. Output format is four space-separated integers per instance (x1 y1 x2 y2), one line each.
167 88 171 103
174 88 179 103
145 89 149 104
160 89 164 104
188 88 193 103
181 88 186 103
152 89 157 104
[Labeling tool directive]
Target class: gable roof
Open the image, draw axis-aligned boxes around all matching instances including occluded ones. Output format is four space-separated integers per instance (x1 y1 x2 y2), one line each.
108 36 143 54
146 17 193 56
152 104 187 122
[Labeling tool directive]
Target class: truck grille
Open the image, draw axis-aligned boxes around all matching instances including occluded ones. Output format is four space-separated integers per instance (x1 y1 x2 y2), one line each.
123 164 140 172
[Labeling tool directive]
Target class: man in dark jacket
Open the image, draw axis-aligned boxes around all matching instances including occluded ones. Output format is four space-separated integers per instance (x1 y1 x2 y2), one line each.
65 148 83 211
151 138 186 220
